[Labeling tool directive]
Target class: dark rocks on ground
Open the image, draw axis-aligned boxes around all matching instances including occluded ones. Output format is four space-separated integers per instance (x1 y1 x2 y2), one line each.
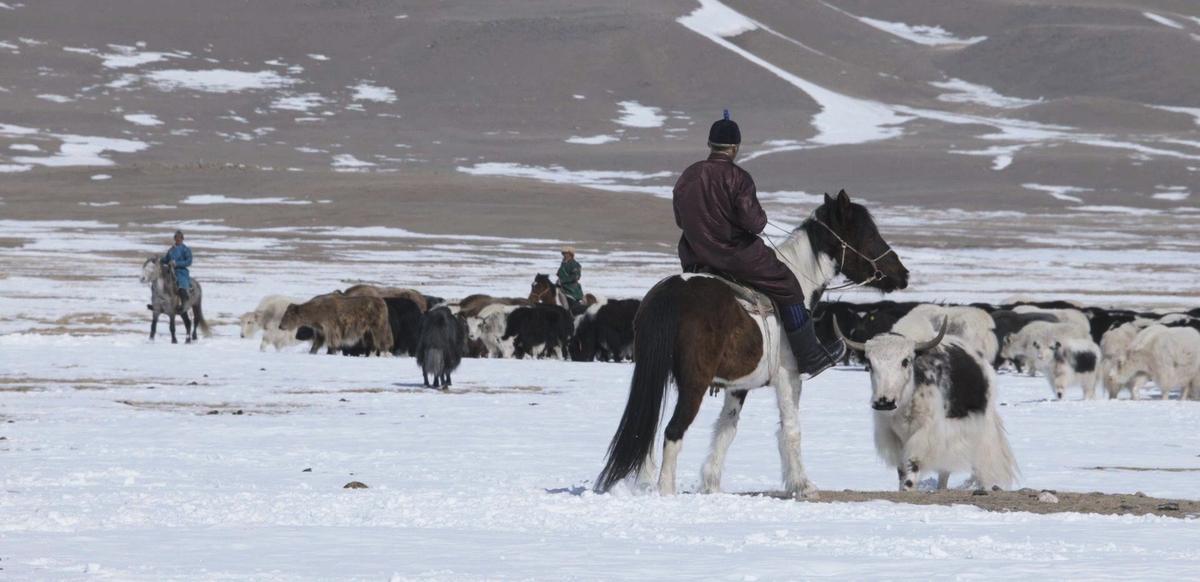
344 481 368 489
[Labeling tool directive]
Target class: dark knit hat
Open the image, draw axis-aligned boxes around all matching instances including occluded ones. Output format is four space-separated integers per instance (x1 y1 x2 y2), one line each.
708 109 741 146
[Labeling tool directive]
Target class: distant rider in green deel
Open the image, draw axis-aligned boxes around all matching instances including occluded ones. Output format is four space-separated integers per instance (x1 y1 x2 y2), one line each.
557 246 585 307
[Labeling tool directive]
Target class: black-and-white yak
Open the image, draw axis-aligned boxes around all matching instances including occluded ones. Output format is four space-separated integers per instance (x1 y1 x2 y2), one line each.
837 318 1019 491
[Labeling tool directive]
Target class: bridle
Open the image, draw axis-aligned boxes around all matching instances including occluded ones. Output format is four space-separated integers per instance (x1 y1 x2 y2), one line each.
766 217 895 292
811 217 895 291
530 281 555 303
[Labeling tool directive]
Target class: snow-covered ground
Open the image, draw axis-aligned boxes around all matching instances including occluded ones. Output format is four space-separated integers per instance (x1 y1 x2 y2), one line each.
2 218 1199 580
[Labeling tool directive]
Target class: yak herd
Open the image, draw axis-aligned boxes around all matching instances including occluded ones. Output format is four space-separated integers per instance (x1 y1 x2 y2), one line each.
819 299 1200 401
237 283 640 388
236 282 1200 400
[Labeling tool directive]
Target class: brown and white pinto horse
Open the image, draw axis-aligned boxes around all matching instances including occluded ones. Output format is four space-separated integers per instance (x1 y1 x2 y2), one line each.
596 191 909 498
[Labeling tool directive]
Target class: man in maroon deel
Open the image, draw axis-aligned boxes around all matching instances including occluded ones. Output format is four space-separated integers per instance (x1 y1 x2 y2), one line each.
673 110 845 378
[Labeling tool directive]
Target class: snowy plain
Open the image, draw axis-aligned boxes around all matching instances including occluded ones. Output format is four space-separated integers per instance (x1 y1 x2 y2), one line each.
1 216 1199 580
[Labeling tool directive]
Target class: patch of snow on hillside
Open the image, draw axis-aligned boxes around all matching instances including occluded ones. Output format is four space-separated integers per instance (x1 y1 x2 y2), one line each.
677 0 759 37
64 45 184 69
123 113 162 126
142 69 296 93
36 94 74 103
1143 12 1184 29
1 124 148 167
350 82 397 103
614 101 666 128
1077 206 1161 216
1152 186 1190 201
271 93 326 112
1153 105 1200 127
459 162 673 197
679 1 910 146
932 79 1041 109
1023 183 1090 204
951 145 1024 170
857 17 986 45
181 194 312 206
331 154 376 172
565 135 619 145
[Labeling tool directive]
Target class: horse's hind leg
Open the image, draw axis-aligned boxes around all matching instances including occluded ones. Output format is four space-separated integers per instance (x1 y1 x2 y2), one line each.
658 371 709 495
774 373 818 499
701 389 748 494
180 312 193 344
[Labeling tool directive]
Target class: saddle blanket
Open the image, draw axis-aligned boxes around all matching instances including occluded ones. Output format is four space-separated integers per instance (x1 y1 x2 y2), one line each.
679 272 776 318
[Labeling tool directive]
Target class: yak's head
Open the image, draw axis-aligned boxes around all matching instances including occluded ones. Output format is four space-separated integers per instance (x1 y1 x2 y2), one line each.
836 317 947 411
278 304 302 330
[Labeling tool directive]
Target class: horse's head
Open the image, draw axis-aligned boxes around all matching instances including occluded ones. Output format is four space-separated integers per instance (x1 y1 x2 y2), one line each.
808 190 909 292
140 256 160 285
529 273 555 304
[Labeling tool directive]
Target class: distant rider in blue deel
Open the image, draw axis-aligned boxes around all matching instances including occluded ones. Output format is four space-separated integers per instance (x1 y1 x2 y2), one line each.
161 229 193 306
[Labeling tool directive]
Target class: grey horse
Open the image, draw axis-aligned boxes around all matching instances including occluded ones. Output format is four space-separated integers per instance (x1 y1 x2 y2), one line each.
141 256 210 343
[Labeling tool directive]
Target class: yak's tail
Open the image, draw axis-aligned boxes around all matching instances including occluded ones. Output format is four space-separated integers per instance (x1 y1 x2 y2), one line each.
595 277 683 493
422 347 445 377
977 410 1021 490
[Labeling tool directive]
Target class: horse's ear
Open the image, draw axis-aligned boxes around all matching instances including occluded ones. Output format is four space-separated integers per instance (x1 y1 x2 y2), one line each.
823 192 834 207
837 189 852 213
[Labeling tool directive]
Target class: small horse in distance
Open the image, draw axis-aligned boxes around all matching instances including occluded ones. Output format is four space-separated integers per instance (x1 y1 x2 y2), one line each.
141 256 210 343
529 273 597 315
596 191 909 499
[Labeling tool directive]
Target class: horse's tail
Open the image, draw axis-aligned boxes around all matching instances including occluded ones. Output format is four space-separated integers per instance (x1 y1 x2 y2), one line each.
193 294 212 337
595 277 683 493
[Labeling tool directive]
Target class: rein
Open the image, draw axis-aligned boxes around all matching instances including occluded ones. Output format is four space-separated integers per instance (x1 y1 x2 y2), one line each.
766 218 895 292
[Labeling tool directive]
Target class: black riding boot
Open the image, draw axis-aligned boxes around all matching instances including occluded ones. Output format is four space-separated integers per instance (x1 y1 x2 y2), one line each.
786 319 846 379
177 288 189 312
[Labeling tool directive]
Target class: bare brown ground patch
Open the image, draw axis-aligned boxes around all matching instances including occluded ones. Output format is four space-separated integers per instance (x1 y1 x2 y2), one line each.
1085 466 1200 473
116 400 306 415
278 384 555 396
0 376 181 391
50 312 130 326
743 489 1200 519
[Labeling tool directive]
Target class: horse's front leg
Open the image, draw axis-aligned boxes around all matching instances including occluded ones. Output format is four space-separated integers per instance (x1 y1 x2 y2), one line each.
701 389 748 494
168 311 178 344
149 309 159 340
774 372 818 499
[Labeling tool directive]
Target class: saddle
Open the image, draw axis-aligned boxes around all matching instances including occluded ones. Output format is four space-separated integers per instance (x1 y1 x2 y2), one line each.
682 270 776 318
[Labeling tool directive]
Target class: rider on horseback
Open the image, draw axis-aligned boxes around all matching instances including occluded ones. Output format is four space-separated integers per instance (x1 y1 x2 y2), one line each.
557 246 585 307
673 111 846 379
162 230 193 306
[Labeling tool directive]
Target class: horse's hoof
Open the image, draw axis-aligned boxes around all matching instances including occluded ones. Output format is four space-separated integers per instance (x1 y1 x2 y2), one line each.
171 339 178 344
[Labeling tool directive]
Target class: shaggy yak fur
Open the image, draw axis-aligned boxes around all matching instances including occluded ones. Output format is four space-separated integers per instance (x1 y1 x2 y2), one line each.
279 294 393 355
416 306 466 388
